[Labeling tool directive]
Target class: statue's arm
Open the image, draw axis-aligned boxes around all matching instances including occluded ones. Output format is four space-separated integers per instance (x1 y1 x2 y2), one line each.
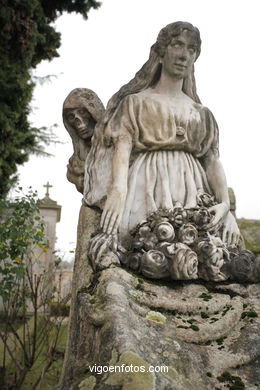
100 136 132 235
204 150 230 221
201 150 230 232
202 151 240 245
67 154 85 193
198 107 240 245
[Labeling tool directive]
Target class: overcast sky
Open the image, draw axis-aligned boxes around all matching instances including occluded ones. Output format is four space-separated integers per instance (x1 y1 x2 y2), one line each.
16 0 260 261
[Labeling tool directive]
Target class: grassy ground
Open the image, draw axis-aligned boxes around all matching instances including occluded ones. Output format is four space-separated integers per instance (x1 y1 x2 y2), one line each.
0 316 35 367
21 323 68 390
0 315 68 390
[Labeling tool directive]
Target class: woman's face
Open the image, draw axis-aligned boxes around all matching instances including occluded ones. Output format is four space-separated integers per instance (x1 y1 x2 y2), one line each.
161 29 198 80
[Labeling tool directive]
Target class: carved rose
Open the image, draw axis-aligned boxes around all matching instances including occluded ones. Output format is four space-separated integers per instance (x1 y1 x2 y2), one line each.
132 225 158 250
192 207 212 226
143 238 158 251
228 249 256 282
161 242 187 256
197 237 228 281
155 221 175 242
139 225 151 237
178 223 198 245
253 257 260 282
132 239 144 250
196 192 216 208
128 253 142 271
167 243 198 280
169 207 187 227
141 250 169 279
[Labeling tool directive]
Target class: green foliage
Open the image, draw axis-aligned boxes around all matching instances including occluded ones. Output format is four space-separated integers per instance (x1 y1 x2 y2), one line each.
0 0 101 197
0 187 47 302
0 187 71 389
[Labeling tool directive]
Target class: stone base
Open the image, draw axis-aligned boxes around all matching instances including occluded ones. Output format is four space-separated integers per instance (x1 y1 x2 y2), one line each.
58 206 260 390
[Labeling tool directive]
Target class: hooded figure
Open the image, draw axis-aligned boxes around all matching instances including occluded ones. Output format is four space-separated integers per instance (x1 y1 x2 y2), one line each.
63 88 104 193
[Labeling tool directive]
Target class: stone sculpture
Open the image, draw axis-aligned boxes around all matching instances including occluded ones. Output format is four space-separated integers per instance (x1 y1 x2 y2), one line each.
59 22 260 390
64 22 259 282
63 88 104 193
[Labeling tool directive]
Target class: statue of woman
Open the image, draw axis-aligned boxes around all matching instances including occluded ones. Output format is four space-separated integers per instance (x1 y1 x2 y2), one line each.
84 21 240 247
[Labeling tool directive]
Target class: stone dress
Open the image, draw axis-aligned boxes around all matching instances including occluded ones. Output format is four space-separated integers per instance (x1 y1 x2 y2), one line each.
84 90 220 238
103 90 219 237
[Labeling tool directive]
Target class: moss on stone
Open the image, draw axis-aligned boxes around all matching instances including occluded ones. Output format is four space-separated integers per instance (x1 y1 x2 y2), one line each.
190 324 199 331
241 311 258 319
217 371 245 390
146 311 167 324
165 365 208 390
221 306 230 316
199 293 213 301
105 351 156 390
216 337 226 345
217 371 233 382
129 289 142 300
165 367 178 381
210 317 219 323
187 319 196 324
79 375 96 390
109 348 119 366
155 307 177 316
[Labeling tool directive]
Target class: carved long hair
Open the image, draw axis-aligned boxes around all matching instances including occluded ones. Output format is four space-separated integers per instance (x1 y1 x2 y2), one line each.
99 21 201 140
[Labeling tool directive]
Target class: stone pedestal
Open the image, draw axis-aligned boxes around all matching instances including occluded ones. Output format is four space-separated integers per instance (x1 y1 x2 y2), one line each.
58 206 260 390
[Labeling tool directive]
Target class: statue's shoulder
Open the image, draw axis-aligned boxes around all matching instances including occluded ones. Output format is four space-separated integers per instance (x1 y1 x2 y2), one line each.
193 102 215 119
116 92 149 112
121 91 146 103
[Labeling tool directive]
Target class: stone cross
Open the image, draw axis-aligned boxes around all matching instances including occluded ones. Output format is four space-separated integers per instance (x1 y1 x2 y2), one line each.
43 181 53 197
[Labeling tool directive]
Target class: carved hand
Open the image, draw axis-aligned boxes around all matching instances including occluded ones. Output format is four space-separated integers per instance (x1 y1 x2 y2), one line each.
204 202 229 231
100 187 126 235
222 212 241 246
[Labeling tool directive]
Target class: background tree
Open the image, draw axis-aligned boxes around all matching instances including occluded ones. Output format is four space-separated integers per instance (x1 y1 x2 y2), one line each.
0 0 101 197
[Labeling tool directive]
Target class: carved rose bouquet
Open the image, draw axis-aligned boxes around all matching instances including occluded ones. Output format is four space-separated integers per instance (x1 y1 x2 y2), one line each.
123 200 258 282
